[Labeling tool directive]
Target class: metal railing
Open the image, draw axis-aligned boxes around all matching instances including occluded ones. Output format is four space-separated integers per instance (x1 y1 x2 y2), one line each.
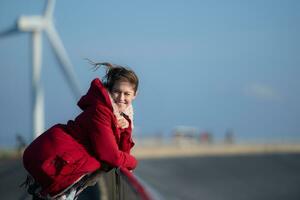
101 167 155 200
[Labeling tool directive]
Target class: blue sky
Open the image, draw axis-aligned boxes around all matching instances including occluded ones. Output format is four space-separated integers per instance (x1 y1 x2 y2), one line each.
0 0 300 147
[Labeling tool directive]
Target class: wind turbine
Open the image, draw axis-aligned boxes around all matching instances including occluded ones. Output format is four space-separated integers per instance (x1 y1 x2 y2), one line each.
1 0 82 139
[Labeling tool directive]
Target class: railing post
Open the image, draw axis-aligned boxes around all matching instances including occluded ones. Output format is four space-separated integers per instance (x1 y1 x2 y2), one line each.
101 167 157 200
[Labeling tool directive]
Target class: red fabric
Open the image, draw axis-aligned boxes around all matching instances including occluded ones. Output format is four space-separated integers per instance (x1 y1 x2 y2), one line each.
23 78 137 196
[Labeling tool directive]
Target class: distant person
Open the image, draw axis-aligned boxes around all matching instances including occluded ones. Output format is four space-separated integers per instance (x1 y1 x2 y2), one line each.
224 129 235 144
16 134 26 155
22 62 139 199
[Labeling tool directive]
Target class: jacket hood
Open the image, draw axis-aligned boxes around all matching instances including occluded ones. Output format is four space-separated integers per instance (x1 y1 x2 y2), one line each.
77 78 113 111
77 78 135 128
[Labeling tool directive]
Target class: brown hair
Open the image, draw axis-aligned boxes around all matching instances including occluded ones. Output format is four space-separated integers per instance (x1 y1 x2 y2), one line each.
86 59 139 94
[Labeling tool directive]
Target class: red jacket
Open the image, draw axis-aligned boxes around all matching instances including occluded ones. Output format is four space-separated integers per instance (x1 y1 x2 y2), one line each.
23 78 137 196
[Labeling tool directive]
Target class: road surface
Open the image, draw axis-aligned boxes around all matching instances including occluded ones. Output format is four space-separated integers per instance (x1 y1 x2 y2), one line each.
135 153 300 200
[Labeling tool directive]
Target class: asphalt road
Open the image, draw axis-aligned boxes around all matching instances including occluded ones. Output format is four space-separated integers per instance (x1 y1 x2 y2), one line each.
0 158 27 200
135 153 300 200
1 153 300 200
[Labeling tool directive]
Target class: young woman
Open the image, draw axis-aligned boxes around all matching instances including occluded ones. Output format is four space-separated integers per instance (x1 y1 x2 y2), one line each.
22 62 139 199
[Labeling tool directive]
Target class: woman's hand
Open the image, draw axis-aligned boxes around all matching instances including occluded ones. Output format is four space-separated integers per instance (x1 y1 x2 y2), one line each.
117 117 129 129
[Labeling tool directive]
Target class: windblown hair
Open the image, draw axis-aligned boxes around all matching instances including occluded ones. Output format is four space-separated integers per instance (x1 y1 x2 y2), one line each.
86 59 139 94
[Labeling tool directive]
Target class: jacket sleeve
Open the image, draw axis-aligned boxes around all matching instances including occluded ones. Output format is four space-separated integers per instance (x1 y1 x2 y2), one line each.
86 106 137 170
119 123 135 154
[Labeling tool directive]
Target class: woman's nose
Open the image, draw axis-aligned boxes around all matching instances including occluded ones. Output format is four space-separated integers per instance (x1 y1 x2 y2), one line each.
118 93 125 101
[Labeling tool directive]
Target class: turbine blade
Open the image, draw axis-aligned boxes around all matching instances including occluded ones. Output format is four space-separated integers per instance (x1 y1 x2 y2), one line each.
44 0 56 19
45 25 82 99
0 25 20 38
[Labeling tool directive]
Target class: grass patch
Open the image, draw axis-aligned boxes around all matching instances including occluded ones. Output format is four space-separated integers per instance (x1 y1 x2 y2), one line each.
0 149 22 159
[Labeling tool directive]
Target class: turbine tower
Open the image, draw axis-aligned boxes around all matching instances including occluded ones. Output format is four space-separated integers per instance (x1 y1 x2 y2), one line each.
2 0 82 139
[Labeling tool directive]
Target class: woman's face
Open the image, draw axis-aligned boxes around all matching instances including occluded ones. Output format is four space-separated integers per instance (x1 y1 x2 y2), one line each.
111 81 136 112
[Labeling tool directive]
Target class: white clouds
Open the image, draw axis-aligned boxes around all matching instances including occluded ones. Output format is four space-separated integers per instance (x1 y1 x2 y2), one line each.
244 82 282 101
